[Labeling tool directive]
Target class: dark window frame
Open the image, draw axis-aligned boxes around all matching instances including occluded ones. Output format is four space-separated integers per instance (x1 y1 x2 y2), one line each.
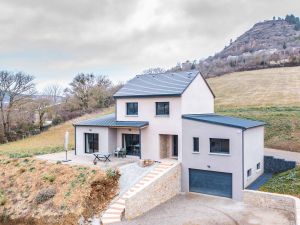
256 162 261 170
126 102 138 115
155 102 169 115
193 137 199 152
247 169 252 177
209 138 230 154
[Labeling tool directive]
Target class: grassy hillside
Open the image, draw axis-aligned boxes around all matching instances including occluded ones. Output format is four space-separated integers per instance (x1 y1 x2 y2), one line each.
0 108 113 157
208 67 300 152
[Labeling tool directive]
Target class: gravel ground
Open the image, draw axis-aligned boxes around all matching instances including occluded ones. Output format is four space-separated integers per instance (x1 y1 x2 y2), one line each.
118 193 294 225
118 162 156 194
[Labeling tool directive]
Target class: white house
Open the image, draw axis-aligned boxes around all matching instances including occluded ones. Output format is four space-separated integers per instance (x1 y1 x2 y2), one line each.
74 70 265 201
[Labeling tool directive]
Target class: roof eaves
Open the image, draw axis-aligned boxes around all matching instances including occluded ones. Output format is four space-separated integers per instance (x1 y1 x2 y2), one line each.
113 93 182 99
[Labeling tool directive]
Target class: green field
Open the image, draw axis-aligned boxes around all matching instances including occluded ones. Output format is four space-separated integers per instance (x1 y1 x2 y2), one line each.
0 108 113 157
208 67 300 152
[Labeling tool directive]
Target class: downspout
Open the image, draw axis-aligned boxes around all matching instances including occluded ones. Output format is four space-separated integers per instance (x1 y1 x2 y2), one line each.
139 128 141 159
74 125 77 155
242 129 245 189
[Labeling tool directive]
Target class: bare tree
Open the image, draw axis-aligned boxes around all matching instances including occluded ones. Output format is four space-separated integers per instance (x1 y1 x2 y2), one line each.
33 98 51 131
43 84 63 104
66 73 96 111
142 67 166 75
0 71 35 140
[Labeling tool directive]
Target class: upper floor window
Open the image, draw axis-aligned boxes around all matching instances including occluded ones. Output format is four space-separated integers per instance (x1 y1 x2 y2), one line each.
193 137 199 152
126 102 138 115
156 102 169 115
210 138 230 154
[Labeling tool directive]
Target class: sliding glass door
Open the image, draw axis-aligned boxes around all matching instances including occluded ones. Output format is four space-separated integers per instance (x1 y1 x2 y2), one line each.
85 133 99 153
122 134 140 156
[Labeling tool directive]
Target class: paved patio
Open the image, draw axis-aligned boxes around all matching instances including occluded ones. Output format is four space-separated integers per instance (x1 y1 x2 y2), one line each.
35 150 139 170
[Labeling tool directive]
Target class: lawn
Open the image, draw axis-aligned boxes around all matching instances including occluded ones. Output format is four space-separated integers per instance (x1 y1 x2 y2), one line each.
0 108 114 157
259 167 300 198
208 67 300 152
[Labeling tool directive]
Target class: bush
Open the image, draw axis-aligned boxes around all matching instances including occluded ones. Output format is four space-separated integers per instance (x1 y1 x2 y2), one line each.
106 168 120 179
52 116 64 125
9 153 32 158
0 189 6 206
42 174 56 183
35 188 56 204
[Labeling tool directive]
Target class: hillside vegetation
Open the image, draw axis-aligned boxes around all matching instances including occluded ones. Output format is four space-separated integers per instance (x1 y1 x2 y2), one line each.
208 67 300 152
0 108 113 157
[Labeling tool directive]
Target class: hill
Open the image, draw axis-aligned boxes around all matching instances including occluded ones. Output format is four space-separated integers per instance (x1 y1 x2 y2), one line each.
168 15 300 77
0 108 113 157
208 67 300 152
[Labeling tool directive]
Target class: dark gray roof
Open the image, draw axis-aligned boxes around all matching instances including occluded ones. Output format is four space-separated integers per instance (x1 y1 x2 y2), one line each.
74 113 149 128
114 70 201 98
182 114 265 129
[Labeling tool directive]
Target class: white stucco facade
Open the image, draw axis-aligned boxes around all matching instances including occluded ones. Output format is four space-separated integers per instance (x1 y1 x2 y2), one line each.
74 71 265 201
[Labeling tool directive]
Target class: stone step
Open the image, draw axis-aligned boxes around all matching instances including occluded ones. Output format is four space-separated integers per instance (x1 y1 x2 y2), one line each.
102 213 122 219
116 198 125 204
102 217 121 224
110 203 125 210
106 208 124 214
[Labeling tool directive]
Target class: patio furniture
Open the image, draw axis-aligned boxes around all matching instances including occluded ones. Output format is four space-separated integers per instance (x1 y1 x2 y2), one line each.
93 153 111 162
119 148 127 158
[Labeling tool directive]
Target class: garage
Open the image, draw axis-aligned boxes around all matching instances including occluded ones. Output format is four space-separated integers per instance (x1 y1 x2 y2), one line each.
189 169 232 198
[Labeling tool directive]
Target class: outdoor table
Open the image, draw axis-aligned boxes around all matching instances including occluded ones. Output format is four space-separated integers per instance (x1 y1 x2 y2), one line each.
93 153 111 162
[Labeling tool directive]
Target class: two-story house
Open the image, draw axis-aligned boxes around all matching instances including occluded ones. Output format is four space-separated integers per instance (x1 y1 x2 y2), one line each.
74 70 265 200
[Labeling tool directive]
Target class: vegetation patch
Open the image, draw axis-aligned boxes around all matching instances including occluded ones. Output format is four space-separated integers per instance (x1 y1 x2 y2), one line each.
216 106 300 152
0 156 119 225
260 167 300 198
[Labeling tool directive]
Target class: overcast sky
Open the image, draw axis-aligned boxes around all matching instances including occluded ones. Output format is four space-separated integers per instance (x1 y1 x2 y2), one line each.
0 0 299 91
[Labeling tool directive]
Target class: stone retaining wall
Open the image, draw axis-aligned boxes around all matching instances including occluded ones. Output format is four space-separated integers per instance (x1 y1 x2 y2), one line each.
125 163 181 219
243 190 300 225
264 156 296 173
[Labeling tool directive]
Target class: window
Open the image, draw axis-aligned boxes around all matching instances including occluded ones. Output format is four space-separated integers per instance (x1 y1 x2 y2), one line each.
193 137 199 152
247 169 252 177
126 102 138 115
156 102 169 115
256 162 261 170
210 138 230 154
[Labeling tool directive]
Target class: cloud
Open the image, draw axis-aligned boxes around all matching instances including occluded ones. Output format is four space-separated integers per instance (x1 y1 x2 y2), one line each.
0 0 299 90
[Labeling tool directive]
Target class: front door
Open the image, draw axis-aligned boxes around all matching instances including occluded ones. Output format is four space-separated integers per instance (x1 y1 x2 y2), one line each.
85 133 99 153
173 135 178 157
122 134 140 156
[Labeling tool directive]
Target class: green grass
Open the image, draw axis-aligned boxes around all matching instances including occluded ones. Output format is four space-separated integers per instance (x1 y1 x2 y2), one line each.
259 167 300 198
0 108 113 156
216 106 300 152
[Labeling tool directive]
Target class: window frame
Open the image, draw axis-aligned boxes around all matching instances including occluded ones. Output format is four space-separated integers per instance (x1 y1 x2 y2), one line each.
209 138 230 155
155 102 170 116
126 102 138 116
247 169 252 177
193 137 199 153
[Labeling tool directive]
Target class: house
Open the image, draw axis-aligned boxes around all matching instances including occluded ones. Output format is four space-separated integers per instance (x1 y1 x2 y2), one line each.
74 70 265 201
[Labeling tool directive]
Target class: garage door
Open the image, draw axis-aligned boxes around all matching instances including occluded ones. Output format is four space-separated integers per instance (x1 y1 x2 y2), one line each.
189 169 232 198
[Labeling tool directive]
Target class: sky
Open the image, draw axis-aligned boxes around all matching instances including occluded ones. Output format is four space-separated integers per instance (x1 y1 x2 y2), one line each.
0 0 299 91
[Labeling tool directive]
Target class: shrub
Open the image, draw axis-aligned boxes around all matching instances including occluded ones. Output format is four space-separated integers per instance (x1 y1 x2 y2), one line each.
106 168 120 179
56 161 62 164
0 189 6 206
35 188 56 204
9 153 32 158
42 174 56 183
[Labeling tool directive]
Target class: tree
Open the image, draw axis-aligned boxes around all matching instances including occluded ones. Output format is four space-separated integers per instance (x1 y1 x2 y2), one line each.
0 71 35 140
43 84 63 104
142 67 166 75
32 98 51 131
67 73 96 111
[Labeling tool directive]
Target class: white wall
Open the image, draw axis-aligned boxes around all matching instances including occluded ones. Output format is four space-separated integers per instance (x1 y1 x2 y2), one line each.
244 126 264 187
181 119 244 200
75 126 117 155
181 74 215 114
116 97 182 161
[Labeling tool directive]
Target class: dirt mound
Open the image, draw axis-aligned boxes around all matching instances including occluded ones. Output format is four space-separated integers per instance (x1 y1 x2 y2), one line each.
0 156 119 225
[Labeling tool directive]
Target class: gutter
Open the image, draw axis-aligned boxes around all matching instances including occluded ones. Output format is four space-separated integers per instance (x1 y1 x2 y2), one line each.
242 129 245 189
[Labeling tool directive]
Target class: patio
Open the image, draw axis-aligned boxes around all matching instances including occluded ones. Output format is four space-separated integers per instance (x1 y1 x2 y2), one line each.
35 150 140 170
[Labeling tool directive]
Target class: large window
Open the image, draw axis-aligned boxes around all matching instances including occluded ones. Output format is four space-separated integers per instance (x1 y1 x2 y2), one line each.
210 138 230 154
85 133 99 153
156 102 169 115
126 102 138 115
193 137 199 152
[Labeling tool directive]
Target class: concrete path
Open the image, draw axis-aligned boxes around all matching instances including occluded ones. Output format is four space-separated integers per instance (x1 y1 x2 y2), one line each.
265 148 300 164
117 193 294 225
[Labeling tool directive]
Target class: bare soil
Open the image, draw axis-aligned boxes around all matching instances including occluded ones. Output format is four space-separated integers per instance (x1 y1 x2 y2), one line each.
0 156 119 225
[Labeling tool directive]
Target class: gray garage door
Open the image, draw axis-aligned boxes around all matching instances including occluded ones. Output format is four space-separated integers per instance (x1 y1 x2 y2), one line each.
189 169 232 198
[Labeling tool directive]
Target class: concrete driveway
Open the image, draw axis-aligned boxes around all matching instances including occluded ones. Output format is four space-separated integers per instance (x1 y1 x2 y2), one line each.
118 194 294 225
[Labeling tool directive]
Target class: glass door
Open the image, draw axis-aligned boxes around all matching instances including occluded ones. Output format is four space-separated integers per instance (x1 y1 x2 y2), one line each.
85 133 99 153
122 134 140 156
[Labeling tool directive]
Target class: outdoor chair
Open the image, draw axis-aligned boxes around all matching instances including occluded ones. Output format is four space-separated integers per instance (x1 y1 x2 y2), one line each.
119 148 127 158
114 147 123 158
